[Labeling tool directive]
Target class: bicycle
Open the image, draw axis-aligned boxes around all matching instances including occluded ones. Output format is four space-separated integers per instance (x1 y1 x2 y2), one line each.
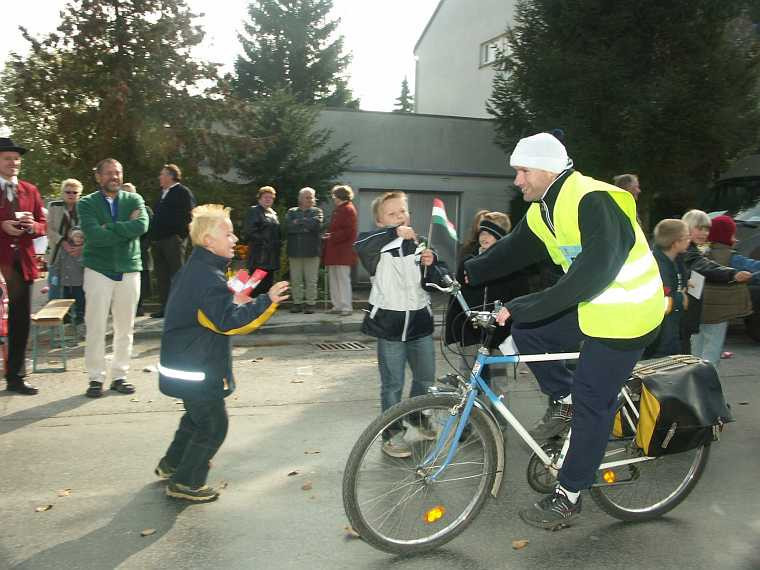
342 277 711 555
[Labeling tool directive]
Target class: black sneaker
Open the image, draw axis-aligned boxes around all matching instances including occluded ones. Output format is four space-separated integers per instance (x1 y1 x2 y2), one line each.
154 457 176 480
85 381 104 398
529 399 573 441
519 487 582 530
166 481 219 503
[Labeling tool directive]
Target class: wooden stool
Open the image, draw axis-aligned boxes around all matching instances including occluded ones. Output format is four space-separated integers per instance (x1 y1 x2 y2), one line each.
30 299 76 373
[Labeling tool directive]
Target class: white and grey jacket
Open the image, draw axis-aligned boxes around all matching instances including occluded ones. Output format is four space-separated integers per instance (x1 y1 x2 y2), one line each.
354 226 448 342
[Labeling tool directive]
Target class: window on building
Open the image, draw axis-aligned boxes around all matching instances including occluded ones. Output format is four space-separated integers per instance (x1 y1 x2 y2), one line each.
480 34 508 67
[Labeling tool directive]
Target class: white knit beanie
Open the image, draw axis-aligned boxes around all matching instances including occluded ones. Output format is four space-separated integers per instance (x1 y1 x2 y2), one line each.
509 133 570 173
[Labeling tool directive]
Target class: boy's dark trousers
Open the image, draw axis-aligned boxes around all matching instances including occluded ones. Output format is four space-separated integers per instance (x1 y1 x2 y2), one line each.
165 398 229 487
511 309 642 492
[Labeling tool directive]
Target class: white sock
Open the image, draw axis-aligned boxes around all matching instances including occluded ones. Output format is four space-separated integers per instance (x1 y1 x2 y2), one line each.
558 394 572 404
558 485 580 503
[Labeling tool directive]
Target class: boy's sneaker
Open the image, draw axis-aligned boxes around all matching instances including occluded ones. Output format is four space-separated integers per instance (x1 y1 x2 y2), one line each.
154 457 176 480
382 432 412 458
166 481 219 503
519 487 582 530
529 400 573 441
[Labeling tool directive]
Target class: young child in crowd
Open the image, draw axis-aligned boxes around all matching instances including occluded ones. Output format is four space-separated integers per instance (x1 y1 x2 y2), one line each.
58 226 86 324
155 204 289 502
444 212 530 391
354 192 448 458
646 219 690 357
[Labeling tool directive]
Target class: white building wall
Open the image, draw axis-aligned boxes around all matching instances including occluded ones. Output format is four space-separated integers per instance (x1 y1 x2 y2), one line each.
414 0 517 118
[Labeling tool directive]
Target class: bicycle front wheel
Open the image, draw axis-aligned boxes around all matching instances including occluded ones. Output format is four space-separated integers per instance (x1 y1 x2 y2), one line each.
589 438 711 521
342 393 499 555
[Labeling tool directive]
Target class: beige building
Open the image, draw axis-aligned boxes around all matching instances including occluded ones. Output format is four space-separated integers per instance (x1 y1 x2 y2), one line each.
414 0 517 118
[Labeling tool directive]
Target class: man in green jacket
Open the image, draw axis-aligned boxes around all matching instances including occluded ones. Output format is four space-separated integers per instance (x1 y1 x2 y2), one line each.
78 158 149 398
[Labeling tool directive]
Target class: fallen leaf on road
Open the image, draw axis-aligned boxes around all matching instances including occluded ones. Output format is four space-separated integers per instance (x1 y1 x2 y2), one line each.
218 481 229 489
301 481 313 491
35 505 53 512
142 365 158 373
287 470 300 477
130 397 140 402
344 525 360 540
56 489 72 497
290 380 304 384
511 539 529 550
140 528 156 537
255 357 264 361
304 450 320 455
738 401 749 405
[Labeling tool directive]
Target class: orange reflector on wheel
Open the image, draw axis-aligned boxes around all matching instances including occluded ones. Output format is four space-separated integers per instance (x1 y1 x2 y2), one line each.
424 506 445 524
602 469 617 484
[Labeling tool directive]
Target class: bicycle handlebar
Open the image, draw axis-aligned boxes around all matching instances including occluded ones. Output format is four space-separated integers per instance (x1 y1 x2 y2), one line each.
425 276 502 330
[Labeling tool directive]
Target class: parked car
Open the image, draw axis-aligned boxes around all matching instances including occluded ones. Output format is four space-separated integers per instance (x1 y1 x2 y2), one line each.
702 152 760 340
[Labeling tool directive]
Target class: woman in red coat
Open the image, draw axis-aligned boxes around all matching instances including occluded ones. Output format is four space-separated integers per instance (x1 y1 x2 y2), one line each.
322 185 357 315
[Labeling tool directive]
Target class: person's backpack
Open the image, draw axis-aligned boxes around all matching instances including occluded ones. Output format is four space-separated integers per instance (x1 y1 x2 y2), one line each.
628 355 733 456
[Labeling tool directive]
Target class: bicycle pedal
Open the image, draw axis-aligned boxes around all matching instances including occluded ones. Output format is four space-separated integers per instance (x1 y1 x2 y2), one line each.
437 373 463 388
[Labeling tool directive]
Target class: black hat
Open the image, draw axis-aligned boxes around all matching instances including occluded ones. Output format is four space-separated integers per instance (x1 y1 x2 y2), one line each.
0 138 27 155
478 219 507 240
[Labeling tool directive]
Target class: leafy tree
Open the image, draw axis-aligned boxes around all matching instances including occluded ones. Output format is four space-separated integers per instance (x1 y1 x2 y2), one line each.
234 0 358 108
217 89 352 215
393 77 414 113
488 0 760 222
0 0 220 198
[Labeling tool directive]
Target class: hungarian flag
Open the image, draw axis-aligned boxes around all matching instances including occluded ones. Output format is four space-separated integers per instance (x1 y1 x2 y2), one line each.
428 198 458 270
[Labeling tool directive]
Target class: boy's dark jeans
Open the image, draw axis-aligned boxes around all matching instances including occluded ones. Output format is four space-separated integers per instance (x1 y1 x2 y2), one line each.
165 398 229 488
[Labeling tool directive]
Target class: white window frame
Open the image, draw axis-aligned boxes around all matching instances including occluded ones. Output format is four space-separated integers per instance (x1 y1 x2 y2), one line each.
480 34 509 68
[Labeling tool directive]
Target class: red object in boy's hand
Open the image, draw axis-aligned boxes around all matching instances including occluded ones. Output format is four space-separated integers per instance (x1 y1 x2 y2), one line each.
228 268 268 297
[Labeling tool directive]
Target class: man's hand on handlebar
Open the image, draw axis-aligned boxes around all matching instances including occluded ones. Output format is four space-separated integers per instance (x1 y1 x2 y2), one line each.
495 306 511 326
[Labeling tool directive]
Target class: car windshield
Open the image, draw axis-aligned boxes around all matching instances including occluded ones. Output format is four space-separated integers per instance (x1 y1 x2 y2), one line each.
704 179 760 222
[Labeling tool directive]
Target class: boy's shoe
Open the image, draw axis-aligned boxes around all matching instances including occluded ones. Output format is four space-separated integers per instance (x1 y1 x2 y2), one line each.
154 457 176 480
529 400 573 441
166 481 219 503
382 432 412 458
519 487 582 530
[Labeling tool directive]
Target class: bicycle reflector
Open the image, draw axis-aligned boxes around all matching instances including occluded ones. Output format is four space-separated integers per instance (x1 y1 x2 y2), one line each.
602 469 617 484
424 506 445 524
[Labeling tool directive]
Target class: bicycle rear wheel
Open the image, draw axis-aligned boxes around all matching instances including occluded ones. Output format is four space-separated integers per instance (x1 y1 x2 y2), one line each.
589 437 710 521
342 393 499 555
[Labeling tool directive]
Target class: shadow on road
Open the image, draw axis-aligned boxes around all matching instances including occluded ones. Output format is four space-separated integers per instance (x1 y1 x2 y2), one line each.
0 395 90 436
12 483 188 570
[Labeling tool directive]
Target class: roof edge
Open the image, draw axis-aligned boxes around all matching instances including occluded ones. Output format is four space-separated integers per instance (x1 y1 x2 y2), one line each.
414 0 446 54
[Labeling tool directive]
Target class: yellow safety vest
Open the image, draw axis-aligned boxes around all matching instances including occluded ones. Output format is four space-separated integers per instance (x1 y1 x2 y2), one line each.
526 171 664 339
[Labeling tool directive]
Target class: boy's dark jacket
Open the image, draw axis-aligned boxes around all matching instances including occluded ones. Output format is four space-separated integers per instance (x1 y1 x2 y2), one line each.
159 246 278 400
354 226 448 342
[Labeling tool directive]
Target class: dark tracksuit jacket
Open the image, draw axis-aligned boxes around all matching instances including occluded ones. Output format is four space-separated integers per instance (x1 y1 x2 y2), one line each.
158 246 278 400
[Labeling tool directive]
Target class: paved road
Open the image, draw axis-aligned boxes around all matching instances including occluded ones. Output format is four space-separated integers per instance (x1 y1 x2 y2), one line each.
1 328 759 569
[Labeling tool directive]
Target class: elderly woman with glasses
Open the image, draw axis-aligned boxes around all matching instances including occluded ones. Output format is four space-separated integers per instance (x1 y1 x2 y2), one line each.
679 209 752 357
46 179 86 323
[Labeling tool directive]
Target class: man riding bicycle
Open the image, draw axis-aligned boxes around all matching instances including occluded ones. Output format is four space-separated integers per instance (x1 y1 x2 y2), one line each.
465 132 664 529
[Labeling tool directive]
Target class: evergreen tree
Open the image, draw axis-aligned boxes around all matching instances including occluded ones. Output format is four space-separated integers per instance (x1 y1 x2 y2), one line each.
0 0 220 196
221 89 352 211
488 0 760 222
393 77 414 113
234 0 358 108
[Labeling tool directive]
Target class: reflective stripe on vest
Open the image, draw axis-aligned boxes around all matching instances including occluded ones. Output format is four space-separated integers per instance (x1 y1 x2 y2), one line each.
526 172 664 338
158 364 205 382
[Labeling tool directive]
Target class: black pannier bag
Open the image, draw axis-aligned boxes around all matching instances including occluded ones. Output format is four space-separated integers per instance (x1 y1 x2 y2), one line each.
629 355 734 457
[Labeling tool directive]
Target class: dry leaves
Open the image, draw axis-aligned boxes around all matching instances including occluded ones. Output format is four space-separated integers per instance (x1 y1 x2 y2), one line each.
218 481 229 490
301 481 313 491
130 397 140 402
287 470 300 477
290 380 304 384
511 539 529 550
56 489 72 497
304 450 320 455
35 505 53 512
140 528 157 537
